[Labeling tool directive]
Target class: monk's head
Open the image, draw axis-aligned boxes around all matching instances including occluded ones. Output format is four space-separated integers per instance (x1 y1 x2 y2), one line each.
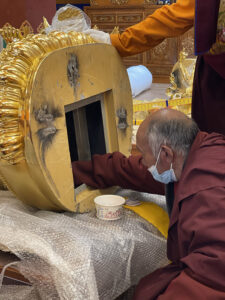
136 108 199 182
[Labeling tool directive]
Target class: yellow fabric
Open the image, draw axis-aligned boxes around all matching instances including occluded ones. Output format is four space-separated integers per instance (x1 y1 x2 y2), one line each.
110 0 195 57
124 202 169 238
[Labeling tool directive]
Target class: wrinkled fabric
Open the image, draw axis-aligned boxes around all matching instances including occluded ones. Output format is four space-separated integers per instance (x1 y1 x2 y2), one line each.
195 0 225 78
195 0 220 55
0 191 168 300
72 152 164 195
192 55 225 135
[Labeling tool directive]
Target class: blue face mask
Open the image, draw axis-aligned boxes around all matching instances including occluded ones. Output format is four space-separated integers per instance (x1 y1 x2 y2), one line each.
148 149 177 184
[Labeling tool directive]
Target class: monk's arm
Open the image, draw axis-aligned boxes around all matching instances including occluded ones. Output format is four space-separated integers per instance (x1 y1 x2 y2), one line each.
110 0 195 57
72 152 164 195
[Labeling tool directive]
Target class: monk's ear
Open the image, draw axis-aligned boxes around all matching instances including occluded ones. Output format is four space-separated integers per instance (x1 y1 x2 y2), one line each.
160 145 173 164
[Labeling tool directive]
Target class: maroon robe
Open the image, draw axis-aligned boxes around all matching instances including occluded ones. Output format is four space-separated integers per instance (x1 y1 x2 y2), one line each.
72 151 164 195
72 131 225 299
193 0 225 135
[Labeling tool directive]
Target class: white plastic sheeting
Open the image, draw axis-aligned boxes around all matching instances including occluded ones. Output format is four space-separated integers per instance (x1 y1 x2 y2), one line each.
0 190 168 300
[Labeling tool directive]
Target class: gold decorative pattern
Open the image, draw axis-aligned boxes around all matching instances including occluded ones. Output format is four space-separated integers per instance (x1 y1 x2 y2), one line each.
110 0 129 4
111 26 120 34
148 39 176 64
90 0 98 5
0 21 34 44
37 17 50 34
117 14 142 23
166 51 196 100
179 30 195 58
0 36 133 212
37 22 45 34
0 23 23 44
19 20 34 37
144 0 157 4
58 7 82 21
0 31 95 164
93 15 115 23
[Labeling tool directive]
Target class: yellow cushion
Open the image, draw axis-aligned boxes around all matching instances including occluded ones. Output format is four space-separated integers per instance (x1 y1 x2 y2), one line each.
124 202 169 238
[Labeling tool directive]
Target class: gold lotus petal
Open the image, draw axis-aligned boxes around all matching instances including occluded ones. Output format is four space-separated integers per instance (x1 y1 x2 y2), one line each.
34 40 54 53
48 31 71 48
20 44 43 59
0 121 19 129
0 108 19 116
1 143 22 154
0 100 20 109
1 150 23 159
1 74 26 87
0 94 22 102
2 131 22 137
0 136 22 146
14 58 31 71
31 34 59 51
3 59 30 74
1 152 25 164
1 65 27 80
0 86 22 97
0 128 19 135
0 82 22 91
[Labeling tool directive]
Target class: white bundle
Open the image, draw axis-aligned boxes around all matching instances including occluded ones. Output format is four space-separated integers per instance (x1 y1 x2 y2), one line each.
45 4 91 33
127 65 153 97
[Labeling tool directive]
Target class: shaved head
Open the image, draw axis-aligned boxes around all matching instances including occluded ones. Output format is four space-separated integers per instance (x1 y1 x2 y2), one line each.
136 108 199 181
137 109 189 147
151 107 189 121
137 108 199 158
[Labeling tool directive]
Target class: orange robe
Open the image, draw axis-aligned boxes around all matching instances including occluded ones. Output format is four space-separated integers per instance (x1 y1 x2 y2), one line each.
110 0 225 136
110 0 195 57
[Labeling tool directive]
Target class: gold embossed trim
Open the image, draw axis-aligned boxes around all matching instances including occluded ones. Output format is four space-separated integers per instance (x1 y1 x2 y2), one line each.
144 0 157 4
110 0 129 4
58 7 82 21
0 31 95 164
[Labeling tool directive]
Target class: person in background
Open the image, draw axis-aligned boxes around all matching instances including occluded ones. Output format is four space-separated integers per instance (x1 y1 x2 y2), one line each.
85 0 225 135
72 108 225 299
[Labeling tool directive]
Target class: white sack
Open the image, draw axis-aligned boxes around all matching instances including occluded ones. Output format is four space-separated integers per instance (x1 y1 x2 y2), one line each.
127 65 153 98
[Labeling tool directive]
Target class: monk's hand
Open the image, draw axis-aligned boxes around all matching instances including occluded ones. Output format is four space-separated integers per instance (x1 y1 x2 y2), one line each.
83 29 111 44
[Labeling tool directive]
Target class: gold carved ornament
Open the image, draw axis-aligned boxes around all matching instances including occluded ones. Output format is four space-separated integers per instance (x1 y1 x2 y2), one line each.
111 26 120 34
110 0 129 4
166 51 196 100
144 0 157 4
0 28 95 203
0 21 34 44
0 24 133 211
0 30 95 167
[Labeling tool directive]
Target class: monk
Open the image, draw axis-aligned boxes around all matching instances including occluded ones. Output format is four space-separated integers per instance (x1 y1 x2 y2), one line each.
85 0 225 135
72 108 225 299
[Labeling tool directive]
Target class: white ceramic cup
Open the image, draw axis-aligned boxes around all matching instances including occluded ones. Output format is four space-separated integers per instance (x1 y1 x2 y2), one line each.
94 195 125 221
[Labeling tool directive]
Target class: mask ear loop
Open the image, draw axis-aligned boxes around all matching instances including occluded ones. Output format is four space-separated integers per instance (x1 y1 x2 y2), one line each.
155 148 162 168
0 261 18 289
